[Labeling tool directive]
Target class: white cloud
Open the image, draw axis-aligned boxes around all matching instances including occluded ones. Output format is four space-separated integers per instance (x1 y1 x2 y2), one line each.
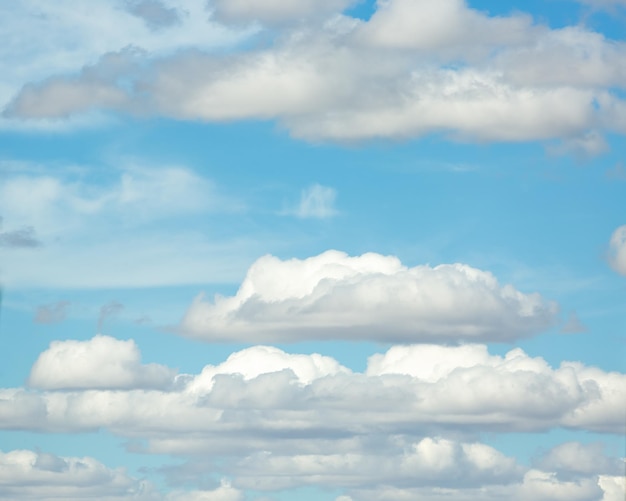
294 184 337 218
1 341 624 498
608 225 626 275
28 335 177 390
4 1 626 147
2 342 623 438
181 250 557 343
0 449 159 500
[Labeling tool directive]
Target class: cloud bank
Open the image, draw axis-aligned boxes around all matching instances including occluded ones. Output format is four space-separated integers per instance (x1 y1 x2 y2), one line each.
181 250 558 343
1 338 624 499
3 0 626 150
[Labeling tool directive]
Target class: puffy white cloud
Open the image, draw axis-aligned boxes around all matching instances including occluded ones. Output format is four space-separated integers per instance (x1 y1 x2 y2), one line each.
0 449 158 500
166 480 244 501
28 335 177 390
210 0 355 26
181 250 557 343
608 225 626 275
354 0 536 52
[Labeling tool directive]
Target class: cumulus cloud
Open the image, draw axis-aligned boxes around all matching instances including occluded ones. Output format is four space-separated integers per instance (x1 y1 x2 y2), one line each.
28 335 177 390
4 0 626 147
34 301 70 325
294 184 337 218
2 0 626 148
3 343 623 438
0 449 157 500
608 225 626 275
181 250 557 343
1 341 624 498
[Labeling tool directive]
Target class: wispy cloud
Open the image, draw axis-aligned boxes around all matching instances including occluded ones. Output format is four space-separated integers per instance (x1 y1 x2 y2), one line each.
34 301 70 325
294 184 337 219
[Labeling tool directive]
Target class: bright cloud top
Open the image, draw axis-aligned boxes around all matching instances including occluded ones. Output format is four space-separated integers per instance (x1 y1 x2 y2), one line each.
608 225 626 275
28 335 177 390
181 250 558 343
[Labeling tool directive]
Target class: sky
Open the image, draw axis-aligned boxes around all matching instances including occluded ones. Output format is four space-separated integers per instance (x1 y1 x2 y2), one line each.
0 0 625 500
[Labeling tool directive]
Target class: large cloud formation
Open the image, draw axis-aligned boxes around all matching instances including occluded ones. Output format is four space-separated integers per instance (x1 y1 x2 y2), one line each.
3 0 626 149
0 338 624 499
181 250 557 343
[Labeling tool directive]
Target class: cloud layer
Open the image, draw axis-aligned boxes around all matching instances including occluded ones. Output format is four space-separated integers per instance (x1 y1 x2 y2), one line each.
3 0 626 149
181 250 557 342
1 337 624 499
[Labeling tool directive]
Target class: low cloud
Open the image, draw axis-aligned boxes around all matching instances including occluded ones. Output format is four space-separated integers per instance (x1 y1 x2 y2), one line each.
28 335 177 390
34 301 70 325
560 311 587 334
181 250 558 343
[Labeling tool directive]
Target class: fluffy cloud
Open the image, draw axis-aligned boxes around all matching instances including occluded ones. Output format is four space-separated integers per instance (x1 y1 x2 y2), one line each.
28 335 177 390
608 225 626 275
2 340 624 498
0 449 157 500
4 0 626 147
181 250 557 343
3 341 623 438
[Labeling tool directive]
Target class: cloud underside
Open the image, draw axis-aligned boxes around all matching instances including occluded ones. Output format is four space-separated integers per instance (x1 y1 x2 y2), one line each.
181 250 557 343
4 0 626 149
0 336 624 499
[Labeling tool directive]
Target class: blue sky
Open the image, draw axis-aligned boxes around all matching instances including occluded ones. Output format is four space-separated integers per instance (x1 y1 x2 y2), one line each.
0 1 625 500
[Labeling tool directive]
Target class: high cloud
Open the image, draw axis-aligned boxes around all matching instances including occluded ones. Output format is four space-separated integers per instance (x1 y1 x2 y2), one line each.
28 335 177 390
3 0 626 147
608 225 626 275
181 250 557 343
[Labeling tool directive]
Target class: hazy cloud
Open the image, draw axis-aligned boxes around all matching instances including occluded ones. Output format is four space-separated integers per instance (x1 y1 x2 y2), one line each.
127 0 181 29
4 0 626 147
560 311 588 333
98 301 124 333
607 225 626 275
34 301 70 325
